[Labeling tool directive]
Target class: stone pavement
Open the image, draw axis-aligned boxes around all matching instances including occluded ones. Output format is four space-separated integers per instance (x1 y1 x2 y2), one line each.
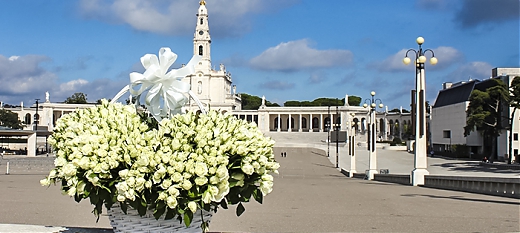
0 132 518 232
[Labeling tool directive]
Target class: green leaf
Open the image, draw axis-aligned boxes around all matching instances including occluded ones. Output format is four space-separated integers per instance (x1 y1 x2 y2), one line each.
220 199 228 209
165 208 175 220
74 194 82 203
253 189 263 204
236 202 245 216
153 206 166 220
184 210 193 227
120 202 128 214
137 204 147 216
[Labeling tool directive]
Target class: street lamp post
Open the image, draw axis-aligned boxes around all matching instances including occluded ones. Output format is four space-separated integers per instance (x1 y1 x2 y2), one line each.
34 99 40 131
403 36 437 186
349 113 356 177
336 103 339 168
327 105 330 157
363 91 384 180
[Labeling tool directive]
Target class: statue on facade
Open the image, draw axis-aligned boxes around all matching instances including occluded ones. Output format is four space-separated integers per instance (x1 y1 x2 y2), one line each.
345 94 349 106
262 95 266 106
45 91 50 103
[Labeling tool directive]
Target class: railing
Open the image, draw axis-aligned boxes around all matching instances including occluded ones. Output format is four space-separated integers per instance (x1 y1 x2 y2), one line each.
424 175 519 199
0 157 54 175
374 174 411 185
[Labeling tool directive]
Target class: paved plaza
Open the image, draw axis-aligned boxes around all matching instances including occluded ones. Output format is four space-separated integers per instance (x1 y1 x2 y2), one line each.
0 132 518 232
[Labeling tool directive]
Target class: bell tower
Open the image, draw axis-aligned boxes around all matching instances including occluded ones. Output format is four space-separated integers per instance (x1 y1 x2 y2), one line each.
194 0 211 71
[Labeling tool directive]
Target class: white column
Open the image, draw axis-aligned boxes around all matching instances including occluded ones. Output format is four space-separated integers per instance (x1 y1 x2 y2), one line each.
298 114 302 132
384 118 389 141
367 109 378 180
349 116 356 177
288 114 292 132
277 114 281 132
309 114 313 132
412 66 429 186
320 114 323 132
330 113 333 131
27 133 37 157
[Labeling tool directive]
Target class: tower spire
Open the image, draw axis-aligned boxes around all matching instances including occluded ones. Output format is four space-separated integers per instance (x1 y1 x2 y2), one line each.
200 0 206 5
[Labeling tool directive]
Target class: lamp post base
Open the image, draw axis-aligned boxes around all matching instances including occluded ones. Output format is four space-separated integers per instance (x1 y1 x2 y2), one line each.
411 168 429 186
367 169 378 180
348 169 356 177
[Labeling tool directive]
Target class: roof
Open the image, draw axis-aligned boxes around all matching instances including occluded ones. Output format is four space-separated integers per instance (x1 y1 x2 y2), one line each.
433 80 477 108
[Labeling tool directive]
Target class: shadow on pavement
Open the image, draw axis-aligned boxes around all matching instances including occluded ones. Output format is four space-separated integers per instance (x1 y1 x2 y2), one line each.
401 193 520 205
430 161 520 174
61 227 113 233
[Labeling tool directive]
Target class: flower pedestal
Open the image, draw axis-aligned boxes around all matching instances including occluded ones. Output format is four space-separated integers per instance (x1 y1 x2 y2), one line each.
108 204 212 233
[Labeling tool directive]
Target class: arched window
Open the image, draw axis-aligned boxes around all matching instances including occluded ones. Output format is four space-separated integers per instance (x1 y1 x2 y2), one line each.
198 45 203 56
312 117 319 129
324 117 331 131
200 18 203 25
34 113 40 123
197 81 202 94
274 117 280 129
24 113 31 125
353 118 360 132
302 118 307 129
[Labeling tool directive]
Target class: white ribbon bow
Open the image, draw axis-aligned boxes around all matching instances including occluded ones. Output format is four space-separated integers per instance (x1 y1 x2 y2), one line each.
112 48 202 121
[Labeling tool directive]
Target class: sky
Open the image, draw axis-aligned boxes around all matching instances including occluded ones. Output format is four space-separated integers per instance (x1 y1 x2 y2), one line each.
0 0 518 110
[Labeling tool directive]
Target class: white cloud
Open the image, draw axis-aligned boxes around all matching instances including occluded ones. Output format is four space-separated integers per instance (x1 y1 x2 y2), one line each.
0 55 57 98
250 39 353 72
59 79 89 92
444 61 492 81
373 46 463 72
0 54 128 105
78 0 298 37
258 81 295 90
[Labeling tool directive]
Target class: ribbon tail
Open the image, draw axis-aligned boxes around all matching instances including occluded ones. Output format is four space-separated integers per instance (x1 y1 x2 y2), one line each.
111 85 130 104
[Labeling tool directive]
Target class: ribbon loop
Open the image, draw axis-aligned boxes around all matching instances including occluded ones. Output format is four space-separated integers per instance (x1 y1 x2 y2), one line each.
113 47 202 121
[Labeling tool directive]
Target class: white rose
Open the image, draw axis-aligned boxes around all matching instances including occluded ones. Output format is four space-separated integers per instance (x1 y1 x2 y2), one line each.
195 176 208 186
194 163 208 177
202 190 212 204
260 181 273 196
117 195 126 202
241 164 254 175
181 180 192 190
158 192 168 200
40 178 51 186
166 196 178 208
67 187 76 196
188 201 197 213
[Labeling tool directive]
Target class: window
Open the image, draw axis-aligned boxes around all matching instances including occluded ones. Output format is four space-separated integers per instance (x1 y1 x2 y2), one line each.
443 130 451 138
198 45 203 56
24 113 31 125
514 133 518 141
200 18 203 25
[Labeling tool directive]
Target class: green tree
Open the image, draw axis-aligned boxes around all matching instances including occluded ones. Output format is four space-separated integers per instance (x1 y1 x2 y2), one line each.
65 92 88 104
507 76 520 163
240 93 278 110
284 96 361 107
348 96 361 106
464 79 509 161
0 109 24 129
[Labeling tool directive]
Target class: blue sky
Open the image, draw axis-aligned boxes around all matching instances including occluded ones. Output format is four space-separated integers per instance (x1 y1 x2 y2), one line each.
0 0 518 110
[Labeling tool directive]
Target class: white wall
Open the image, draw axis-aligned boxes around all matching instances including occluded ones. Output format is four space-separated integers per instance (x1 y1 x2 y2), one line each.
431 102 472 146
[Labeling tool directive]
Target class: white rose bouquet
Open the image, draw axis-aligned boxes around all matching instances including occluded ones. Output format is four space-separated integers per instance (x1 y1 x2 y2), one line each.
41 99 279 230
